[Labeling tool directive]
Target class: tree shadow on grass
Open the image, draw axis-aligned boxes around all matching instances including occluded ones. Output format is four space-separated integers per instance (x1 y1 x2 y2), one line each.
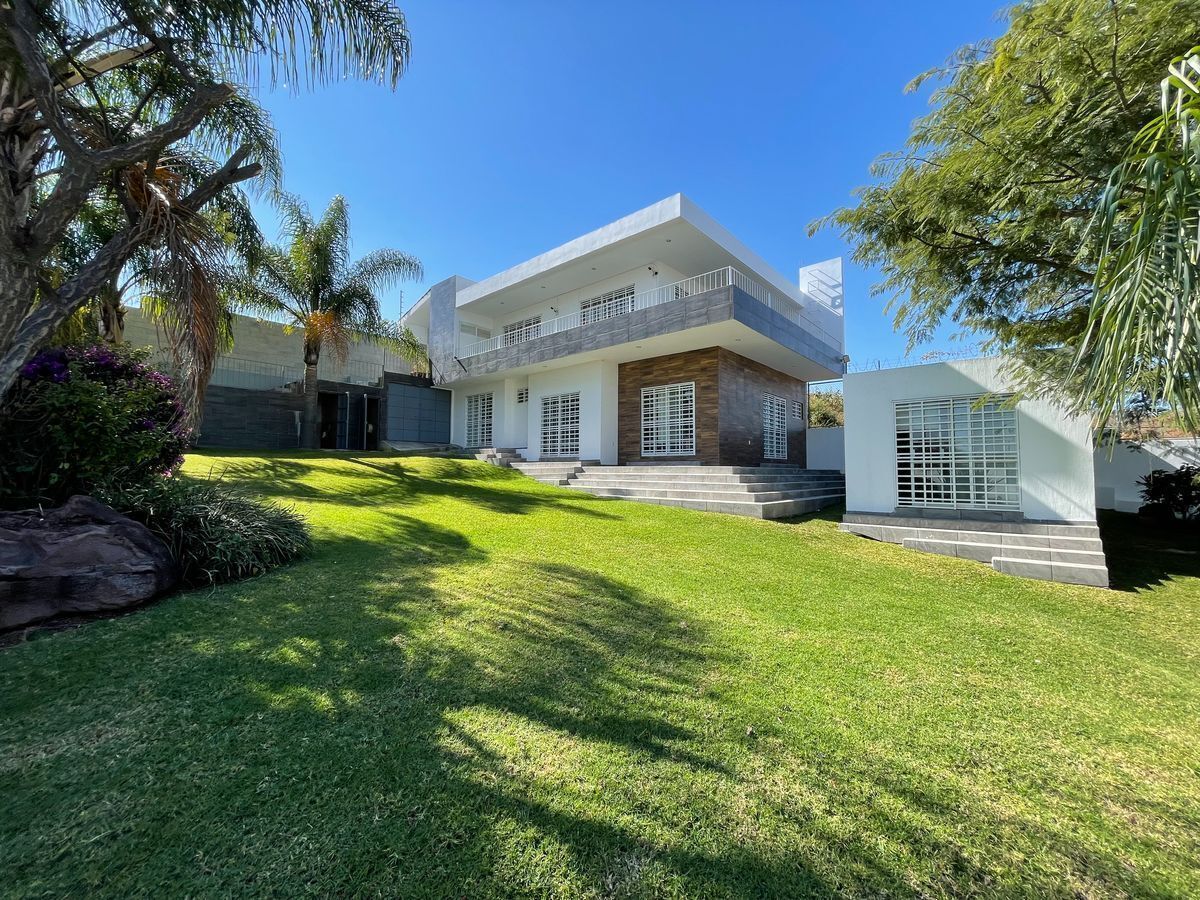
196 452 622 519
4 497 1193 896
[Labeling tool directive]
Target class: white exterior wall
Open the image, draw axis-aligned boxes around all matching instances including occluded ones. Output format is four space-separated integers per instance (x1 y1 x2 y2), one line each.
1093 438 1200 512
525 360 618 464
449 360 618 463
806 427 845 472
844 358 1097 523
124 306 412 375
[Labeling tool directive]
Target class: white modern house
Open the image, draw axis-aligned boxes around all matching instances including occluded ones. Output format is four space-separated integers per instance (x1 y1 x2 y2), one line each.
838 357 1110 586
401 194 848 517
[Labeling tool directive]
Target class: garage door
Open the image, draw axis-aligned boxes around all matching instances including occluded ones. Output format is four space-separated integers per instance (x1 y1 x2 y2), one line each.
386 382 451 444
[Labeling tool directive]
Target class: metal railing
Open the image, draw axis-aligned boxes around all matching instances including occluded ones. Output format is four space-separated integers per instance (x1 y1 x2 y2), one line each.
458 266 842 358
210 356 303 391
318 358 385 386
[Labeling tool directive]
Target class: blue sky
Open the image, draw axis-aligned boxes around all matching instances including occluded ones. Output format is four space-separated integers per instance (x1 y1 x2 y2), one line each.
254 0 1005 370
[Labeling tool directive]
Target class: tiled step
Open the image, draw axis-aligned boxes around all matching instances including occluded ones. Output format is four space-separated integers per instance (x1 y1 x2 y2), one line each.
838 516 1109 587
842 512 1100 539
576 470 844 486
901 538 1106 567
575 484 846 503
571 475 843 491
585 492 847 519
616 464 833 476
993 557 1109 588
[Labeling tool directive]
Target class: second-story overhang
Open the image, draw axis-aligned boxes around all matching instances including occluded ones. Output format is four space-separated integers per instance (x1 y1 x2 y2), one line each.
453 194 832 328
448 280 844 387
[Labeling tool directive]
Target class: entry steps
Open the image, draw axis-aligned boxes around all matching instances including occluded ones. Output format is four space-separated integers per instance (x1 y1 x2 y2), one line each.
473 449 845 518
838 513 1109 587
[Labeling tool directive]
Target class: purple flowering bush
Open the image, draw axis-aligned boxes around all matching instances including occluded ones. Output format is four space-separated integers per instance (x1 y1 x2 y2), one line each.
0 344 192 507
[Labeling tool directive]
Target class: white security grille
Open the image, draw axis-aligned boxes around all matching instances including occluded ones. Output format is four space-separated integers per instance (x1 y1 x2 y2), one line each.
541 392 580 457
641 382 696 456
895 395 1019 510
465 392 493 448
503 316 541 347
792 399 805 421
762 393 787 460
516 388 529 404
580 285 635 325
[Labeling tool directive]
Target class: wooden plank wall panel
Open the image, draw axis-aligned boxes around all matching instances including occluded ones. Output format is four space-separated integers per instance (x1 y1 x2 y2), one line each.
617 348 721 464
717 348 807 466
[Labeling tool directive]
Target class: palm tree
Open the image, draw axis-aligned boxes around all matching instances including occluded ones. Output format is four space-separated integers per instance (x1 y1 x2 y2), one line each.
234 194 424 448
0 0 413 402
1080 46 1200 433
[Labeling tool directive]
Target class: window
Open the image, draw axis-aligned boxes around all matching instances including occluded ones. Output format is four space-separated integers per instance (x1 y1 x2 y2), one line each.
792 399 805 421
541 392 580 457
459 322 491 340
895 395 1019 511
503 316 541 347
458 322 492 354
516 388 529 404
580 285 635 325
762 393 787 460
641 382 695 456
465 392 493 448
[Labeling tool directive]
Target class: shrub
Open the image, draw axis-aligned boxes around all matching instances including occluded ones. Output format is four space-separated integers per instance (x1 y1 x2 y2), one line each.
809 390 844 428
98 476 311 586
1138 465 1200 522
0 344 190 508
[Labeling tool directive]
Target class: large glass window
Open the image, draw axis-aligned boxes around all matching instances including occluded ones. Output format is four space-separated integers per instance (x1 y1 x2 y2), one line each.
762 393 787 460
895 395 1019 510
465 392 493 448
641 382 695 456
541 392 581 457
580 285 635 325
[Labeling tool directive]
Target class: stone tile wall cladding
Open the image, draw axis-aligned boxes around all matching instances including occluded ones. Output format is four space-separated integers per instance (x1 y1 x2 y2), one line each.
196 380 388 450
717 348 807 467
196 385 305 449
617 347 806 466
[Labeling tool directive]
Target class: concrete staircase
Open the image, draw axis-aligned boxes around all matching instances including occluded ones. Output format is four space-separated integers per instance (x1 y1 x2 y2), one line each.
472 448 595 485
839 513 1109 587
566 464 846 519
472 450 846 518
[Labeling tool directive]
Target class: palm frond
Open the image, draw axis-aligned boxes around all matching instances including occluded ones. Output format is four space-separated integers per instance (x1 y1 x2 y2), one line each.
1077 46 1200 432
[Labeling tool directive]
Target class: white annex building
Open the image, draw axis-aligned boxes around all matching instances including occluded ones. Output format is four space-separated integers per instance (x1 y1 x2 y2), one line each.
837 357 1109 586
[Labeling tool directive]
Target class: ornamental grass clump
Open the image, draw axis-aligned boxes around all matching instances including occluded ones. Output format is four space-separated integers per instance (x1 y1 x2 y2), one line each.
98 477 311 587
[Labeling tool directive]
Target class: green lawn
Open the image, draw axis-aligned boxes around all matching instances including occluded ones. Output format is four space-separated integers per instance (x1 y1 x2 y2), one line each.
2 453 1199 897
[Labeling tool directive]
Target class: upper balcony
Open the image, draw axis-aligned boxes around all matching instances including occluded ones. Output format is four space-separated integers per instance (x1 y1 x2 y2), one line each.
409 194 848 385
452 265 845 383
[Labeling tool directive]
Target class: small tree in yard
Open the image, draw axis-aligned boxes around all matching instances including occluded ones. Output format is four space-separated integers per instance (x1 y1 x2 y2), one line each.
1138 465 1200 522
817 0 1200 421
0 0 413 407
231 194 424 449
808 390 844 428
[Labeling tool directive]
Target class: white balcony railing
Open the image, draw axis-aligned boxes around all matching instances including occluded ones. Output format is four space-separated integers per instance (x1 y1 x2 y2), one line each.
457 266 842 359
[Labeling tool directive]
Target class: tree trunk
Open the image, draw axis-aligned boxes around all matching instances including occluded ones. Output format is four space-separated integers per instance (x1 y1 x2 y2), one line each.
301 341 321 449
0 260 57 404
98 278 126 343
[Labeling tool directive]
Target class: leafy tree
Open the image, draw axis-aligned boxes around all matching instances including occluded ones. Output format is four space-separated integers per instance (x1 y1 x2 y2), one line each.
232 194 424 448
0 0 412 402
816 0 1200 413
1083 46 1200 431
808 390 844 428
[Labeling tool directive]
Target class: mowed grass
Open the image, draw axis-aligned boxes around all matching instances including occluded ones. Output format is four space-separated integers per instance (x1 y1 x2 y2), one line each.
2 453 1199 898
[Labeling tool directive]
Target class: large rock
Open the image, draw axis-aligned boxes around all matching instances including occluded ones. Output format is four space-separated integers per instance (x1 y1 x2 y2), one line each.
0 495 177 630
